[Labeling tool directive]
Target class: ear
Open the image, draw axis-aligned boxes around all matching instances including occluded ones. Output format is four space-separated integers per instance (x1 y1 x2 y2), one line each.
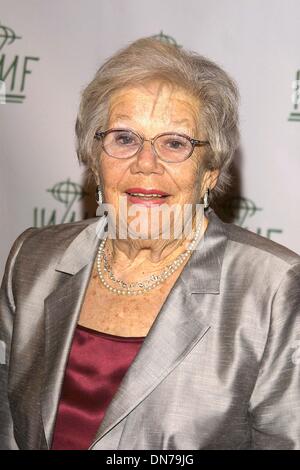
91 166 100 186
201 168 220 195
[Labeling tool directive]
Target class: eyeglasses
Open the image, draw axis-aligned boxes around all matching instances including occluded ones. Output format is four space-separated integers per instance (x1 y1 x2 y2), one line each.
94 128 210 163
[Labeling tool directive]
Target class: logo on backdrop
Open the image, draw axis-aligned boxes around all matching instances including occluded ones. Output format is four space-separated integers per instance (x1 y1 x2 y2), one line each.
222 196 283 240
150 31 181 48
0 21 39 104
33 179 91 227
288 69 300 122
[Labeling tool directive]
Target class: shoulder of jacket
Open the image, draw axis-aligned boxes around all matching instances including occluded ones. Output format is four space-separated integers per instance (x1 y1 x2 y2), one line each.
19 217 98 241
222 219 300 269
13 217 99 266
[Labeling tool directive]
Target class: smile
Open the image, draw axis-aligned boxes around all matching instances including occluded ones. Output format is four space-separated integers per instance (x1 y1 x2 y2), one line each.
127 193 165 198
125 188 170 205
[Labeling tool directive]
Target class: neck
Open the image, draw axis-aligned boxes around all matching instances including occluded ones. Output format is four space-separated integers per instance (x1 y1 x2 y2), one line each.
105 215 208 276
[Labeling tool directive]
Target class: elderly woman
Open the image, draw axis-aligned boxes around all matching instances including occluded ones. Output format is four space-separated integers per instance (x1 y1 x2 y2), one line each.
1 38 300 451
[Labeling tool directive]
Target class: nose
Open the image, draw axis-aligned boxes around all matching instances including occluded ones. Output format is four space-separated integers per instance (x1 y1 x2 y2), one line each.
130 139 164 175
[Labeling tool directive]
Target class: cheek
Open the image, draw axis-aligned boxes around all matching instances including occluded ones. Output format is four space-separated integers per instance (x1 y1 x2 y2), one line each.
175 160 201 193
99 156 126 190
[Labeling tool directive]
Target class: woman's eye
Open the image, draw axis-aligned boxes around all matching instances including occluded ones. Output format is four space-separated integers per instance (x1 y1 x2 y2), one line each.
115 133 136 145
166 139 185 149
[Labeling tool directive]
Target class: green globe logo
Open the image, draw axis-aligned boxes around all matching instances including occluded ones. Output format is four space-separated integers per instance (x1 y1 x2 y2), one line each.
34 179 93 227
0 21 38 104
150 31 181 48
47 179 86 204
0 22 21 51
223 196 262 227
46 179 87 223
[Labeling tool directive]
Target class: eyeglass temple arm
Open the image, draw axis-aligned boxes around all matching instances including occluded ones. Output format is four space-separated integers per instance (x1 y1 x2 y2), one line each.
191 138 210 146
94 131 106 140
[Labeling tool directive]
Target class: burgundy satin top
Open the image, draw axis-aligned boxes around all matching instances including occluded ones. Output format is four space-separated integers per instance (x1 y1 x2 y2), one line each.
51 324 145 450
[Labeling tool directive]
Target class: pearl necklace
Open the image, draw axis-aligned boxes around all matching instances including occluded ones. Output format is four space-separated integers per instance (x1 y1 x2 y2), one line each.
96 222 203 296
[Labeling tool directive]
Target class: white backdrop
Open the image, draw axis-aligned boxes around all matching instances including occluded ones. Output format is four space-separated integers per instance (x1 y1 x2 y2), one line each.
0 0 299 278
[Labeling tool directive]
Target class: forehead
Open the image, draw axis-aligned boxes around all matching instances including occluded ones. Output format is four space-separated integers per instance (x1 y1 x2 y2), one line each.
107 81 200 132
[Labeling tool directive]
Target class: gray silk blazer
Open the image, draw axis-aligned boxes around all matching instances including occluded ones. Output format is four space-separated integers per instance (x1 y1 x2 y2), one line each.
1 208 300 450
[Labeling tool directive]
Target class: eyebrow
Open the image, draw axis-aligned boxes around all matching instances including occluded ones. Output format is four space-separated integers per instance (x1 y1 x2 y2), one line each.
113 114 131 121
172 119 193 126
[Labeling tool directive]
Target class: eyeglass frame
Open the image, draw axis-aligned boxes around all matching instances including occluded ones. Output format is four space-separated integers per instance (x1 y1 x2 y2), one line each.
94 127 210 163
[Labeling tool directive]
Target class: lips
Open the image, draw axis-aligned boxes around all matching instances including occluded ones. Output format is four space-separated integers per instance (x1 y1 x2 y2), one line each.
125 187 170 205
126 187 170 197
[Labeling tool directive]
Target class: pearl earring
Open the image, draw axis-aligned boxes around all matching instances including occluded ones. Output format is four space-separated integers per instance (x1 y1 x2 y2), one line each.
96 185 103 216
203 188 210 209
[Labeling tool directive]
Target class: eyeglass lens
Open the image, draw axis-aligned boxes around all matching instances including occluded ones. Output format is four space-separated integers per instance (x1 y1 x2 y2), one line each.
100 129 193 162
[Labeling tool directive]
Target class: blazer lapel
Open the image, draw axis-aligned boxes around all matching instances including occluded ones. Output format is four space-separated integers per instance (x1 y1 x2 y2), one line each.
41 216 107 448
90 208 228 448
90 277 211 447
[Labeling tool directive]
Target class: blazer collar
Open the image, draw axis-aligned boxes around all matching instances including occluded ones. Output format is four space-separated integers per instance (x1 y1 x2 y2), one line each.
55 216 107 275
180 207 228 294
